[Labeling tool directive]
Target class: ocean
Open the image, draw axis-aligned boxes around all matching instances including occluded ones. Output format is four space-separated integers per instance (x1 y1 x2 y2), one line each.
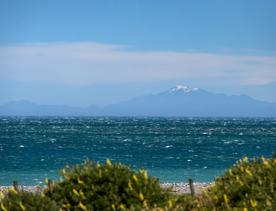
0 117 275 186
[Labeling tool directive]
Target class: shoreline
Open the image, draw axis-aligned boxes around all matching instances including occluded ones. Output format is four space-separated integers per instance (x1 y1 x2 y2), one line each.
0 182 212 194
161 182 212 194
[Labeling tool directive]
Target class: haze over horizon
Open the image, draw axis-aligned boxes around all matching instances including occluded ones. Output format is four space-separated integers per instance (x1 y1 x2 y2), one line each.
1 0 276 106
1 83 276 107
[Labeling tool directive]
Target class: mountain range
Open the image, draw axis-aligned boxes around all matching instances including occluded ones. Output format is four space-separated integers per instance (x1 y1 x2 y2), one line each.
1 85 276 117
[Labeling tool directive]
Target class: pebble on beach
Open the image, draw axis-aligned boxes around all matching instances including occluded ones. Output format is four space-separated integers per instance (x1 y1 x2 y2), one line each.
160 182 212 194
1 182 212 195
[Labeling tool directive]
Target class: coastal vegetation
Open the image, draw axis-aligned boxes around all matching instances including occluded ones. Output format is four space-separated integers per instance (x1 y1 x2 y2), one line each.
0 156 275 210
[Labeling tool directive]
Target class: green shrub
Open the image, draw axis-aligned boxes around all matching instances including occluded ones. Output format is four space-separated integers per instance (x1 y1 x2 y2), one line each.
204 156 276 210
45 159 171 210
1 156 275 210
0 188 59 211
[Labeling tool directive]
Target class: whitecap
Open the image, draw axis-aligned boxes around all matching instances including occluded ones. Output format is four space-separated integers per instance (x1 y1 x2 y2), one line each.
164 145 173 148
164 156 174 159
49 138 56 143
122 138 132 142
19 145 24 148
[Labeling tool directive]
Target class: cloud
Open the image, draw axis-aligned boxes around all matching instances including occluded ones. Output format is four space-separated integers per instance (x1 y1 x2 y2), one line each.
0 42 275 85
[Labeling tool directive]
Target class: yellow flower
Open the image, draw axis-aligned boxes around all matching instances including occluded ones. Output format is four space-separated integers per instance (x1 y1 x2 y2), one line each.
78 177 84 185
119 204 126 210
62 203 71 209
139 192 144 201
139 169 148 180
243 208 248 211
19 201 26 211
79 202 87 211
143 200 148 208
73 188 79 196
250 199 257 208
128 180 133 191
45 178 49 184
261 156 270 166
243 157 248 163
98 169 102 177
263 160 269 167
0 192 4 200
245 169 252 177
1 203 8 211
266 199 272 207
239 180 244 186
112 204 116 210
143 171 148 180
167 199 173 208
8 187 17 194
80 190 85 200
223 194 229 205
106 159 112 167
133 175 138 182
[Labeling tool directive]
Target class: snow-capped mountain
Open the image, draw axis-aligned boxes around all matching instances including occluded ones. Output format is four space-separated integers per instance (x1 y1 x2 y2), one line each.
102 85 276 116
1 85 276 116
167 85 200 93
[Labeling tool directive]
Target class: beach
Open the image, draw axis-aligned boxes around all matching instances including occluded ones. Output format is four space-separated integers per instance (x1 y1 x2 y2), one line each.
0 182 212 195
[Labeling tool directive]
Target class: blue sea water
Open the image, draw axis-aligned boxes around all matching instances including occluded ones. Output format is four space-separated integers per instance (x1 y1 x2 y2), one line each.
0 117 275 186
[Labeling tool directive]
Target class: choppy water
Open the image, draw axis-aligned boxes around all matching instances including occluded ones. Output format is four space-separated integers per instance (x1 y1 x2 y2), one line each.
0 117 275 185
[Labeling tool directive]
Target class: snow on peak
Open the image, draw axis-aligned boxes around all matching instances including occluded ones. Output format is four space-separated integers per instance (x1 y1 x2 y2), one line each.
170 85 199 93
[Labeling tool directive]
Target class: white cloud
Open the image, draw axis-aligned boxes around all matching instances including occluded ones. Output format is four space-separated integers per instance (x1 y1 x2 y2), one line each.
0 42 275 85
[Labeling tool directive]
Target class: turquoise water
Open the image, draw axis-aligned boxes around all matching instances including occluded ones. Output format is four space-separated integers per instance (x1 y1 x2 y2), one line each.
0 117 275 185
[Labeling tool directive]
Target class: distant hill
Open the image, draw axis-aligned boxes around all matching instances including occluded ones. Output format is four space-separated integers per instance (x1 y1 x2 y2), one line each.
0 100 99 116
1 85 276 117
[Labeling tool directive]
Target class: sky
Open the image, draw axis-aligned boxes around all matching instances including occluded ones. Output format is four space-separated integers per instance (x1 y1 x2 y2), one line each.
0 0 276 106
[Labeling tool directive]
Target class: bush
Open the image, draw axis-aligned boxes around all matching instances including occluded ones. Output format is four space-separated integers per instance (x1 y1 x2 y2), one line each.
45 159 171 210
0 188 59 211
204 156 276 210
1 156 275 210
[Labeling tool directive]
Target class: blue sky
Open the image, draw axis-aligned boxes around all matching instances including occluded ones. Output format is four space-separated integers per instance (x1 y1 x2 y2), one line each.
0 0 276 106
1 0 276 51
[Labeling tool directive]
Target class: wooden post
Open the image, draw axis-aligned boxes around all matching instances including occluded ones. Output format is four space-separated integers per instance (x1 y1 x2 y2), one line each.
222 178 226 192
13 180 19 191
188 178 195 196
48 179 53 193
